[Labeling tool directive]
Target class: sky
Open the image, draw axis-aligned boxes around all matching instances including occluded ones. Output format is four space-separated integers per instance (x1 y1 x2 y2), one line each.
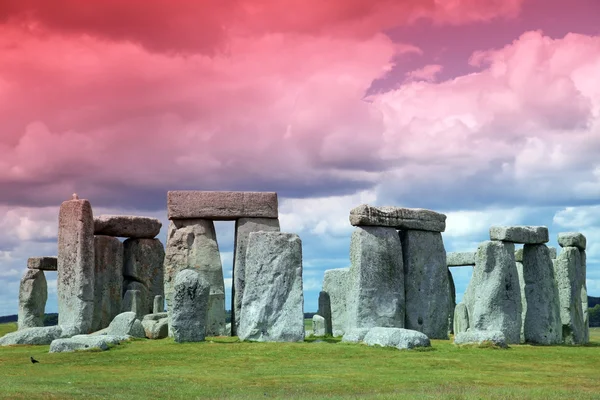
0 0 599 316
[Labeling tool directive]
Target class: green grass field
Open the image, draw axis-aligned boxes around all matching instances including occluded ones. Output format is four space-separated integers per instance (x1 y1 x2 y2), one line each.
1 323 599 399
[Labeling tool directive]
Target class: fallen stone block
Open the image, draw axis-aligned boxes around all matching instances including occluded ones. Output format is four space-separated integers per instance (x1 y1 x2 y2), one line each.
167 191 279 220
141 315 169 340
49 334 129 353
18 269 47 330
171 269 210 343
94 215 162 238
454 330 507 348
447 252 476 266
489 226 549 244
0 326 65 346
349 204 446 232
363 327 431 350
27 257 57 271
106 312 145 338
558 232 586 250
341 328 370 343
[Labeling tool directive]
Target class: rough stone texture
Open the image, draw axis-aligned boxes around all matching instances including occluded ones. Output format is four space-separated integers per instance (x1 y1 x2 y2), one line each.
554 247 586 344
322 268 350 337
317 291 333 336
448 269 456 335
549 247 557 259
238 232 304 342
123 238 165 315
27 257 57 271
91 235 123 332
167 191 279 220
312 315 326 337
106 312 145 338
349 204 446 232
171 269 210 343
522 244 562 344
454 330 507 348
225 323 232 336
49 334 129 353
515 261 526 343
580 249 589 343
141 314 169 339
231 217 280 336
123 281 149 318
363 327 431 350
463 241 522 344
0 326 65 346
489 226 549 244
400 230 450 339
18 269 47 330
558 232 586 250
153 295 164 314
57 198 95 335
341 328 370 343
94 215 162 238
515 248 524 262
447 252 476 266
164 219 225 336
346 227 404 331
453 303 469 334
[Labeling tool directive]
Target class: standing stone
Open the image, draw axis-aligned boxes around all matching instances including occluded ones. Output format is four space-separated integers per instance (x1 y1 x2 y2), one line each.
231 217 280 336
153 295 164 314
238 232 304 342
164 219 225 336
522 244 562 344
57 197 95 334
122 289 144 319
453 302 469 334
400 230 450 339
312 315 326 337
346 227 404 330
171 270 211 343
18 269 47 330
463 241 521 344
322 267 350 336
447 269 456 335
91 236 123 332
123 280 149 318
317 291 333 336
554 247 585 344
580 249 589 343
515 261 527 343
123 238 165 315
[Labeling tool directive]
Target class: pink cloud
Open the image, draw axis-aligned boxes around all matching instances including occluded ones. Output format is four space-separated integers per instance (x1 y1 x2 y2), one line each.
405 64 443 82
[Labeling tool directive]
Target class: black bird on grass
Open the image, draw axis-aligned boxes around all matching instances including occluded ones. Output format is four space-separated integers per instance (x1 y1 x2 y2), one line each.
30 356 39 364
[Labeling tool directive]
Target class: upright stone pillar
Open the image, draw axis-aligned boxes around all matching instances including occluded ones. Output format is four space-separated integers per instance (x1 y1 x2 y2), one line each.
57 195 95 334
515 258 527 343
91 235 123 332
18 269 47 330
317 291 333 336
447 269 456 335
231 217 280 336
164 219 225 336
171 269 210 343
322 267 350 337
123 238 165 315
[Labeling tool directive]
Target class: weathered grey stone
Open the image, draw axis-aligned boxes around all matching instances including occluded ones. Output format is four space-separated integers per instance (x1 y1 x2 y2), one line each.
122 289 145 319
554 247 585 344
91 235 123 332
94 215 162 238
447 252 476 266
489 226 549 244
323 267 350 337
231 217 280 335
454 330 507 348
141 316 169 339
27 257 57 271
49 334 129 353
515 261 526 343
401 230 449 339
171 269 210 343
549 247 557 259
317 291 333 336
57 198 95 334
558 232 586 250
167 191 279 220
453 303 469 334
106 312 145 338
142 312 168 321
312 315 326 337
522 244 562 344
0 326 64 346
164 219 225 336
18 269 47 330
123 238 165 315
580 249 589 343
448 269 456 335
515 248 524 262
346 227 404 331
341 328 370 343
349 204 446 232
225 323 232 336
463 241 521 344
238 232 304 342
363 327 431 350
153 295 164 314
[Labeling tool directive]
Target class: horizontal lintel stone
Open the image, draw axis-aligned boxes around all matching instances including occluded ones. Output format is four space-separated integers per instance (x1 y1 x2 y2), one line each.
489 226 549 244
94 215 162 238
447 252 476 266
557 232 586 250
27 257 58 271
349 204 446 232
167 191 278 220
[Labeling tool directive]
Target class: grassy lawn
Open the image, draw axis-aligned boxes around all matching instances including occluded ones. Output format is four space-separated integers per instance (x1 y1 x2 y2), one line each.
1 323 599 399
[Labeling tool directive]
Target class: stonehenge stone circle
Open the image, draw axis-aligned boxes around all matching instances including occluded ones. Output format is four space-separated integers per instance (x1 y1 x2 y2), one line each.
453 302 469 334
238 232 304 342
558 232 586 250
27 256 57 271
349 204 446 232
50 334 129 353
153 295 164 313
454 330 507 348
124 238 165 315
515 260 527 343
322 267 350 337
106 311 145 338
341 328 370 343
312 315 326 337
167 191 278 220
317 291 333 336
489 226 549 244
400 229 450 339
346 226 405 330
57 197 95 335
0 326 65 346
446 252 476 266
554 245 586 344
363 327 431 350
447 269 456 334
171 269 211 343
231 217 280 335
92 235 123 332
122 289 144 319
94 215 162 239
142 313 169 339
18 269 47 330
